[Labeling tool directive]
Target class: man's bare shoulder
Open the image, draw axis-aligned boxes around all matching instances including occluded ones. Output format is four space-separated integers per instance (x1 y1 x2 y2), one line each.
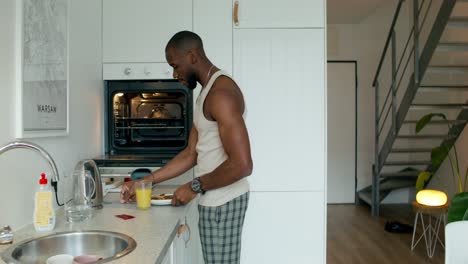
209 75 243 101
205 74 245 120
211 75 240 94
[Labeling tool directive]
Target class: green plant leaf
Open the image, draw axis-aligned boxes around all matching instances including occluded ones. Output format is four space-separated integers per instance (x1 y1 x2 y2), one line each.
416 171 432 191
448 192 468 223
463 207 468 221
431 146 450 167
415 113 447 133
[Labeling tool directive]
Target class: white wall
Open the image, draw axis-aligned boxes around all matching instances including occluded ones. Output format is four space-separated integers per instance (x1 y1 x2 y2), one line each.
0 1 16 139
0 0 103 230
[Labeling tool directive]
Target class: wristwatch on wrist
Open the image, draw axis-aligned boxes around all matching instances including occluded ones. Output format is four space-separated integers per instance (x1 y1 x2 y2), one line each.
191 177 205 194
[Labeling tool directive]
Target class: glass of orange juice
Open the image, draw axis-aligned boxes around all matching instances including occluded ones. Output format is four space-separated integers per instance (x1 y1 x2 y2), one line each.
135 180 152 210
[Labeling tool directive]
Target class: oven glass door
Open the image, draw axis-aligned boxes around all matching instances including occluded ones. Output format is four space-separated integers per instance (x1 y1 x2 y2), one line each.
107 81 192 155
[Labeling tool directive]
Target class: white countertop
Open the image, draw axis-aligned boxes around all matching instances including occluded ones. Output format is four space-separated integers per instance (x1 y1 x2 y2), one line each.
0 186 196 264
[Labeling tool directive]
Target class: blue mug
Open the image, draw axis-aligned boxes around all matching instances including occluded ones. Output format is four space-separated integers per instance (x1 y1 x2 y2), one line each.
130 168 152 181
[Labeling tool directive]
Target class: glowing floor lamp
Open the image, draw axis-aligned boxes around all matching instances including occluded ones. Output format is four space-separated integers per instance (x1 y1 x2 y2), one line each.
416 189 448 206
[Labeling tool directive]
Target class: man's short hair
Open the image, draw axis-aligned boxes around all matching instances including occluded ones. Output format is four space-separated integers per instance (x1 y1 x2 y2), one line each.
166 31 204 52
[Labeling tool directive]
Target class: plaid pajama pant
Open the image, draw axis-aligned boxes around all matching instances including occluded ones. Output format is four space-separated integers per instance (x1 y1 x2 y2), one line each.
198 192 250 264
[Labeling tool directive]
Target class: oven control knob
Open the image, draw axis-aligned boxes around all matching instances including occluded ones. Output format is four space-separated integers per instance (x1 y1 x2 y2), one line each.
144 66 151 75
124 67 132 75
165 69 171 75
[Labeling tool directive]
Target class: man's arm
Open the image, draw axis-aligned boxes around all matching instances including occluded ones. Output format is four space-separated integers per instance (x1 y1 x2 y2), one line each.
120 125 198 203
148 125 199 184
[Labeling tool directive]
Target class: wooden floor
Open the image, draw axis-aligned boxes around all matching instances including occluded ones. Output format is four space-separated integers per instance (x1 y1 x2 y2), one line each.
327 204 445 264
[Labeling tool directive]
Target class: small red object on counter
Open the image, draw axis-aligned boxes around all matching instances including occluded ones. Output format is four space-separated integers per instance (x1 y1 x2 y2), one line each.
115 214 135 220
124 177 131 182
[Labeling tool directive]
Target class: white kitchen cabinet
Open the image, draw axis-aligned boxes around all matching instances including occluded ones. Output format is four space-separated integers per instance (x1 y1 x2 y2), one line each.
234 29 325 192
194 0 233 75
161 242 174 264
192 0 233 108
172 200 203 264
183 200 204 264
233 0 325 28
241 192 325 263
172 229 186 264
103 0 192 63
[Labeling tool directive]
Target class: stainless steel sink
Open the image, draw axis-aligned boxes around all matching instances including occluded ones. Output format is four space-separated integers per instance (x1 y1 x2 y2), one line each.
1 230 137 263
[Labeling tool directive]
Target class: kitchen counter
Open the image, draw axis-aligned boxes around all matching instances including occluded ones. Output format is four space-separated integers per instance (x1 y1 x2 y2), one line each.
0 186 196 264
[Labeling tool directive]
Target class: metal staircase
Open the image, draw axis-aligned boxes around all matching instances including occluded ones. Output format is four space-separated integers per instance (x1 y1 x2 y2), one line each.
357 0 468 216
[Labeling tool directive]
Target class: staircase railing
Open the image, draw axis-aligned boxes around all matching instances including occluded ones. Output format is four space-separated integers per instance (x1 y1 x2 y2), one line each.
371 0 457 216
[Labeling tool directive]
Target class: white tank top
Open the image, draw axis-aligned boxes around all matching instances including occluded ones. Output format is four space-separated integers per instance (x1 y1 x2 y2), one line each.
194 70 250 207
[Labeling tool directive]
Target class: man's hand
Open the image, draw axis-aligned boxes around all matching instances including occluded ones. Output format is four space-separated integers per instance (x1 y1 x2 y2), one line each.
120 180 136 203
172 182 197 206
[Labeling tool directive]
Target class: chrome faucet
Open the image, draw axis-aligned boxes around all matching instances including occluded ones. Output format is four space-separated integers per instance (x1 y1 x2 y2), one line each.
0 141 61 243
0 141 60 184
0 226 13 244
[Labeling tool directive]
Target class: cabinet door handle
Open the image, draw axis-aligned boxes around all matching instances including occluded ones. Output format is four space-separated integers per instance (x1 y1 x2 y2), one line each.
233 1 239 26
177 223 191 248
177 224 187 237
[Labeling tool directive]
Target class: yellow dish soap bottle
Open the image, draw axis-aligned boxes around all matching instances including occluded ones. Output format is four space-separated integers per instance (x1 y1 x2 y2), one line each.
34 173 55 232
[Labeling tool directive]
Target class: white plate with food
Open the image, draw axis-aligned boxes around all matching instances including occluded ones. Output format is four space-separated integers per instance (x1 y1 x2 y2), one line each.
151 193 174 206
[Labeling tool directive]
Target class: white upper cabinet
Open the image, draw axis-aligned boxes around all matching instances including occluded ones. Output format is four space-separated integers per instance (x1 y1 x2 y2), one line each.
194 0 233 75
234 29 325 191
192 0 234 106
103 0 192 63
233 0 324 28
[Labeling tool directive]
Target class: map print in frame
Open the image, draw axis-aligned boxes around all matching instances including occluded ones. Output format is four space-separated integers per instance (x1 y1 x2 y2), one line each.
20 0 68 137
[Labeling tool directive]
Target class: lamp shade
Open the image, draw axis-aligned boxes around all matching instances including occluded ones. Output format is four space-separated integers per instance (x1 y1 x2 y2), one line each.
416 189 447 206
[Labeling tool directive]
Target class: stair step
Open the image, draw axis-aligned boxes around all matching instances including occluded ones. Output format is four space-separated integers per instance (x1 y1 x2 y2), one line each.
427 65 468 73
437 42 468 52
447 17 468 28
410 103 468 110
380 171 420 178
357 178 416 206
397 134 452 139
357 190 372 205
380 179 416 191
419 85 468 91
391 148 432 153
357 188 390 205
403 119 467 125
384 160 432 166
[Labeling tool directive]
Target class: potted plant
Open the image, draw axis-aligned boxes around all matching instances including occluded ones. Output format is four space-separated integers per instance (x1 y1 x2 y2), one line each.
415 113 468 222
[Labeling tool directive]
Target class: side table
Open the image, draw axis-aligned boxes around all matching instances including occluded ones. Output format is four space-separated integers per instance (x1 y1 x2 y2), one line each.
411 201 448 258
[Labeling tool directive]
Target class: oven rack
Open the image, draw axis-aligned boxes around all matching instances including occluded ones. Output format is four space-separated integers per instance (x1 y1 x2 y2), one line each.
114 117 184 121
114 126 184 129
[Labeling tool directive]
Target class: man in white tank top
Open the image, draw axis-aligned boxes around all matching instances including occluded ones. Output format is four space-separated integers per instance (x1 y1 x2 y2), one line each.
121 31 252 264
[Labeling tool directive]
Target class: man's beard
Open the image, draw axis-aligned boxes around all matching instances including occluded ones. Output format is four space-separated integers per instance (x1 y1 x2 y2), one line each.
185 72 197 90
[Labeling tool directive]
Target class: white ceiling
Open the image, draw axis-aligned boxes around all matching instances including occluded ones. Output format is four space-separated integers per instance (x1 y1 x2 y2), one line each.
327 0 388 24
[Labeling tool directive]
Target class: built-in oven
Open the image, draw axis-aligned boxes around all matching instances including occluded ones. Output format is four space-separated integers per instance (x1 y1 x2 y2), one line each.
94 80 193 172
106 80 192 156
94 79 194 187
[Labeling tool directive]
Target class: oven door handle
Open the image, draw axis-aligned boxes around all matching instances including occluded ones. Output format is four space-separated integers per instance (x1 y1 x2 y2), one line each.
100 173 131 178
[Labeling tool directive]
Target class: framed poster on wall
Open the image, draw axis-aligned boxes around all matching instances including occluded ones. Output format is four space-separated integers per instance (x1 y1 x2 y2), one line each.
15 0 69 138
